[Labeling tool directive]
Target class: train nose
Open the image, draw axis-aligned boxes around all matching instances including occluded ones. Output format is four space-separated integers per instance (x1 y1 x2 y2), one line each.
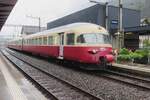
105 54 114 62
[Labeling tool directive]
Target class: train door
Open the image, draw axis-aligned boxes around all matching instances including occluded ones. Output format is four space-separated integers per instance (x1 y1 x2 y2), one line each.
58 32 64 59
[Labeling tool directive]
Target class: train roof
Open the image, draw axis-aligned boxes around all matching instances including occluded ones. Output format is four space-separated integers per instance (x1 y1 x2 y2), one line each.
8 37 22 42
25 22 108 39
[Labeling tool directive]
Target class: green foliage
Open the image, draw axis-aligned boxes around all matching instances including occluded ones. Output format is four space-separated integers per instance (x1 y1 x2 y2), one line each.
142 18 150 25
117 54 131 61
117 48 149 63
119 48 130 55
117 48 131 62
129 52 143 59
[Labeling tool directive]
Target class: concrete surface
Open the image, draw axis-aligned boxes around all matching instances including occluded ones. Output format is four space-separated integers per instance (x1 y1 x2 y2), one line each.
112 63 150 75
0 53 48 100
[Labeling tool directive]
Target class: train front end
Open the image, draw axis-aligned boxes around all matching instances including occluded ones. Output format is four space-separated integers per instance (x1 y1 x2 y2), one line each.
76 32 114 67
86 45 114 66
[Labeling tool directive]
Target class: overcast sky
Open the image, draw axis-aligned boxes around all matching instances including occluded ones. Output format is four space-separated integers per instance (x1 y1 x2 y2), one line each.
0 0 109 36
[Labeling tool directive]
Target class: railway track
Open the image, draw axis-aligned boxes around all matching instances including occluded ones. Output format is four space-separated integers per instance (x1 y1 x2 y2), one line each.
96 69 150 90
2 50 102 100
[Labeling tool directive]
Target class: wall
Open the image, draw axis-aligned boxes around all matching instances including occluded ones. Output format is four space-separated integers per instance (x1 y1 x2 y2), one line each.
108 6 141 30
47 4 103 29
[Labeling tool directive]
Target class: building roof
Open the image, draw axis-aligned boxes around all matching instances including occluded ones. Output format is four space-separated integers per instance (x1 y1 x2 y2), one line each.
21 25 46 35
0 0 17 30
111 25 150 35
124 25 150 35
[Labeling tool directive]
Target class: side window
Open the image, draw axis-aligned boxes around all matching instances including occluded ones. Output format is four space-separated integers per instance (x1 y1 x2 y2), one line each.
77 34 85 43
39 38 42 45
66 33 75 45
34 39 36 45
28 39 29 44
43 37 47 45
20 40 22 45
25 39 27 45
31 39 33 44
30 39 32 44
29 39 30 44
27 39 29 44
37 38 40 45
48 36 53 45
32 39 34 45
35 38 38 45
34 38 36 45
55 36 59 45
33 38 35 45
23 39 25 45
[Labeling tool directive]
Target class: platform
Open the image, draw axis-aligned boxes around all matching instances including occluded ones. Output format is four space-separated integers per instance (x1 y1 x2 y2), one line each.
0 53 48 100
112 63 150 76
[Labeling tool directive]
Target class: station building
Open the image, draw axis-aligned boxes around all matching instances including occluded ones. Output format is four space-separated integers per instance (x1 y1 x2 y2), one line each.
47 4 141 49
21 25 46 35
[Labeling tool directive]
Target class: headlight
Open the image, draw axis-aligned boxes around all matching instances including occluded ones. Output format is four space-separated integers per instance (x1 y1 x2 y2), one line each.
88 49 98 54
92 49 97 53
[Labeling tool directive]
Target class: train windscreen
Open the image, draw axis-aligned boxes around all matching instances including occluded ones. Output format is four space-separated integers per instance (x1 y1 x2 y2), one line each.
77 33 110 44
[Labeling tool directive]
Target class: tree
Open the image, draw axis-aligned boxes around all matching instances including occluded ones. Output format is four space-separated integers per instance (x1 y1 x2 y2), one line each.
142 18 150 25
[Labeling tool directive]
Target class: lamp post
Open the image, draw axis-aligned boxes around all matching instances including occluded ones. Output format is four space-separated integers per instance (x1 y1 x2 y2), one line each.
26 15 41 32
118 0 124 48
89 0 109 30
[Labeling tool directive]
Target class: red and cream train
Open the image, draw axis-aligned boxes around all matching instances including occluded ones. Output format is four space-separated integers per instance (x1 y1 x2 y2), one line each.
8 23 114 67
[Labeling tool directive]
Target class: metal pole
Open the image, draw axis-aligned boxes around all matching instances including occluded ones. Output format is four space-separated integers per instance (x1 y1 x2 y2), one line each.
39 17 41 32
119 0 123 33
118 0 123 48
26 15 41 32
105 2 108 31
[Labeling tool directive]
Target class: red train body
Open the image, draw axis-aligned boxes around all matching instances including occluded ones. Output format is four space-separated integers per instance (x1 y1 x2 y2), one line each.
8 23 114 67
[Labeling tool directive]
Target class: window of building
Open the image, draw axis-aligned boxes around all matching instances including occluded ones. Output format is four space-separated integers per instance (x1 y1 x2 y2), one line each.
66 33 75 45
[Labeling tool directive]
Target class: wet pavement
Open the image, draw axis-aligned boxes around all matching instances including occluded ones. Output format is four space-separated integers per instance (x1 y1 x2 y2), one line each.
0 53 48 100
0 70 13 100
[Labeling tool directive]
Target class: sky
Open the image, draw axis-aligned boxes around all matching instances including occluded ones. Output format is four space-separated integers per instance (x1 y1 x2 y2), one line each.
0 0 109 37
